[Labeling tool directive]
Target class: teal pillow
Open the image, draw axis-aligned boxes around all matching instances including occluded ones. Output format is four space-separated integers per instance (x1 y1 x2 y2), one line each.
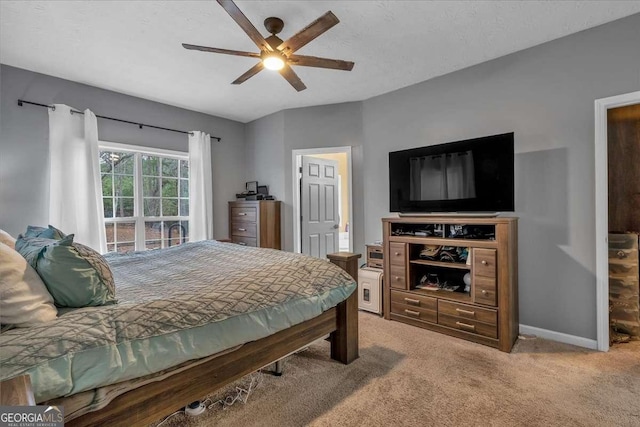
24 225 66 240
15 234 117 308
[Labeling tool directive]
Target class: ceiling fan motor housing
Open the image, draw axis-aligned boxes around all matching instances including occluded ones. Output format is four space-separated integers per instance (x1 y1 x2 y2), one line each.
264 17 284 35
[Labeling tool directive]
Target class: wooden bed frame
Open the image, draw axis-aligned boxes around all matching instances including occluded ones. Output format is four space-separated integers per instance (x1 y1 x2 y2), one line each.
0 252 360 427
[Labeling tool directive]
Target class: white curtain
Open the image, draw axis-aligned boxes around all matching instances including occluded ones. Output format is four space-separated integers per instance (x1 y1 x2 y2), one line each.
188 131 213 241
48 104 107 253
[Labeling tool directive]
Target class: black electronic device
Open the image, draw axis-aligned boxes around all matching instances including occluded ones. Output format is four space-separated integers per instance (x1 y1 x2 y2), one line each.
389 133 514 213
245 181 258 194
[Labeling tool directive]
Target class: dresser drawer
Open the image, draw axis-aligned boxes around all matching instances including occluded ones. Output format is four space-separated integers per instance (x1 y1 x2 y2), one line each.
391 302 437 324
230 207 257 222
474 276 497 306
474 248 496 278
231 236 257 247
389 242 406 266
391 290 437 311
438 300 497 326
231 222 257 238
389 264 406 289
438 314 498 339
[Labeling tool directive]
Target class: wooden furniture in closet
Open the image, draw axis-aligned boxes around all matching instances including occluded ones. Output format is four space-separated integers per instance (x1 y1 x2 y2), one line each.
228 201 281 249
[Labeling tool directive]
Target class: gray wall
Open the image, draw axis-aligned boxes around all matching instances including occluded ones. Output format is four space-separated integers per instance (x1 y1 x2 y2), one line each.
245 102 365 254
363 13 640 339
0 64 246 238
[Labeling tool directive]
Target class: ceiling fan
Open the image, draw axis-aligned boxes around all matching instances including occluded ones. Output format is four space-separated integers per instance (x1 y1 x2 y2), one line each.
182 0 355 91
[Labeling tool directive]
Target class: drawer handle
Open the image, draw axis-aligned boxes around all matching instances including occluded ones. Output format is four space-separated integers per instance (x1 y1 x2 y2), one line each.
456 321 475 331
395 276 401 281
238 242 247 246
238 213 247 216
238 228 246 232
395 252 401 256
456 308 475 316
404 309 420 317
481 260 488 265
617 250 627 259
404 298 420 306
481 290 488 295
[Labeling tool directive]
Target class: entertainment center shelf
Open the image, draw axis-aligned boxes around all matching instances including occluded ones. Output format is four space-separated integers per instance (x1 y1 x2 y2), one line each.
383 216 518 352
410 259 470 270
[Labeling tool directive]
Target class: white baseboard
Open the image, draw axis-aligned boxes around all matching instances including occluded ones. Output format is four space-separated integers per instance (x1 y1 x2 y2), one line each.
519 324 599 350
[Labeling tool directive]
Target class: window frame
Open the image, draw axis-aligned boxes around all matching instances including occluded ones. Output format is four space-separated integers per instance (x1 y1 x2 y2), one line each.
99 141 189 252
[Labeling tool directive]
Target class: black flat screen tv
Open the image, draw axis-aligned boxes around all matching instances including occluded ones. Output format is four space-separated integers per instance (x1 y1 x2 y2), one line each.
389 132 514 213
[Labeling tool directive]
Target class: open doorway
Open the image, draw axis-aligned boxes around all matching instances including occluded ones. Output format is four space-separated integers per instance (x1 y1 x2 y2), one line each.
292 147 353 258
594 91 640 351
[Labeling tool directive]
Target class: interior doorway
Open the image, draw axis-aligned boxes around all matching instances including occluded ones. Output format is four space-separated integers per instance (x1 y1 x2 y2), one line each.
292 147 353 257
594 90 640 351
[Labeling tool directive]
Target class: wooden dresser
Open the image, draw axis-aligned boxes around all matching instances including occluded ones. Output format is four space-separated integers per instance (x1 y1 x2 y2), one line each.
382 216 518 352
228 201 281 249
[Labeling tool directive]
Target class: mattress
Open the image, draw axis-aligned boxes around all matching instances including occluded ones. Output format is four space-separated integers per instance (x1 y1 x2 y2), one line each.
0 241 356 402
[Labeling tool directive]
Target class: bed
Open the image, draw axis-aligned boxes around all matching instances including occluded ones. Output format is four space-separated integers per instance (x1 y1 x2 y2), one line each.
0 240 359 426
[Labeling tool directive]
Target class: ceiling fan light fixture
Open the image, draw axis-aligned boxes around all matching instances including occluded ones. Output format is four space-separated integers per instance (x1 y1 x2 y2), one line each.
262 52 285 71
263 56 284 70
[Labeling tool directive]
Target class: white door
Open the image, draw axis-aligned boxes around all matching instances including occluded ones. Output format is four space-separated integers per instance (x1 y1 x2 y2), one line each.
301 156 340 259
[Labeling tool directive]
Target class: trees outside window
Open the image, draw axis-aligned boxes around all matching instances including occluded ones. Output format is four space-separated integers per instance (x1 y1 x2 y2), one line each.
100 144 189 253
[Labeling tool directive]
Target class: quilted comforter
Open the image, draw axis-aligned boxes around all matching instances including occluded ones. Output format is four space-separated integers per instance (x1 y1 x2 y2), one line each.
0 241 356 402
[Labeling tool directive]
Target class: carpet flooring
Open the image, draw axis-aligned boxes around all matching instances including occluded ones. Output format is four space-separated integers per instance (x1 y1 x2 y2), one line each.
156 312 640 427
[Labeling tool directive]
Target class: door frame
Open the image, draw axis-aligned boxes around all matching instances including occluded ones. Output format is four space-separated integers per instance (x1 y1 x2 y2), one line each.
594 90 640 352
292 146 353 254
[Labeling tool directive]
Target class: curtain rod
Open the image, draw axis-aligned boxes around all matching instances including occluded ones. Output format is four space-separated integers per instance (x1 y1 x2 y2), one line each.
17 99 222 142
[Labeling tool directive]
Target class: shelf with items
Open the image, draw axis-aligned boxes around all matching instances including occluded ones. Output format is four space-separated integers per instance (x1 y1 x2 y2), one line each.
410 265 472 303
409 259 470 270
390 222 496 241
408 242 471 268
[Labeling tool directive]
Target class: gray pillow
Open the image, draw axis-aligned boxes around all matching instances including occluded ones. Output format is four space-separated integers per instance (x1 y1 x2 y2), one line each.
15 234 117 308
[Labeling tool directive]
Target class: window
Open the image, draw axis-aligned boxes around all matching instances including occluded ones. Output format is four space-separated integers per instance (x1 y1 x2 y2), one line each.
99 142 189 253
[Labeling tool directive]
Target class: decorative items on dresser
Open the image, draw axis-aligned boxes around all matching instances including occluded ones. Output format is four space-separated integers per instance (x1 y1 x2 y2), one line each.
228 201 281 249
382 216 519 352
608 233 639 343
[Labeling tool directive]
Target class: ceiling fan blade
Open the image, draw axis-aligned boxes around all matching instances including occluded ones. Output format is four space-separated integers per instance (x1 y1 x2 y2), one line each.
279 64 307 92
278 11 339 55
182 44 260 58
217 0 272 52
232 62 265 85
288 54 354 71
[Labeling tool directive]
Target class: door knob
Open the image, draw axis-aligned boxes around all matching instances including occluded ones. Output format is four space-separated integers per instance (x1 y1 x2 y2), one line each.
332 224 339 229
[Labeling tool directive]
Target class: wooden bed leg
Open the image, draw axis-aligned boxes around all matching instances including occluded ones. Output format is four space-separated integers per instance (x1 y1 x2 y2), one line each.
331 291 359 364
327 252 361 365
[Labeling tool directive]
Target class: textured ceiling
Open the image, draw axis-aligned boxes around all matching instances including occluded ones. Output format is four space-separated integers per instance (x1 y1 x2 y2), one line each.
1 1 639 123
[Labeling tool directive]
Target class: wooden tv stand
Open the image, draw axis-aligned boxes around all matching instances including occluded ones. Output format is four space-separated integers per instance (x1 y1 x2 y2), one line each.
382 216 518 352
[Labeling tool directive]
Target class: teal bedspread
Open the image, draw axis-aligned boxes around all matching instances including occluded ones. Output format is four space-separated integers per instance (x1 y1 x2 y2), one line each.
0 241 356 402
